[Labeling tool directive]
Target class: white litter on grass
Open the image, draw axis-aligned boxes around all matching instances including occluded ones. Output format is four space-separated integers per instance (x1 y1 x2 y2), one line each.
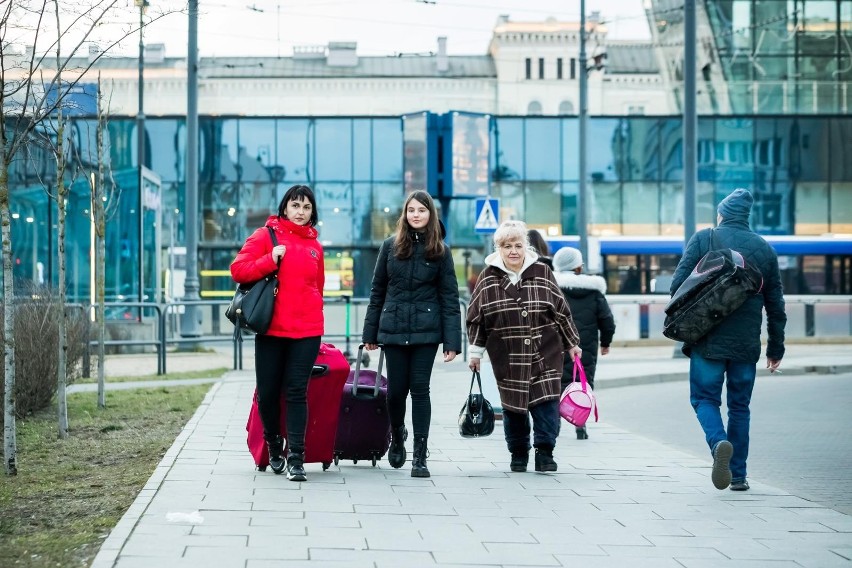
166 511 204 524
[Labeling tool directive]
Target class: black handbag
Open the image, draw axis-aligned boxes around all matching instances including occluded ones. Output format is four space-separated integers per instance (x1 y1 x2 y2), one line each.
458 370 495 438
225 227 281 335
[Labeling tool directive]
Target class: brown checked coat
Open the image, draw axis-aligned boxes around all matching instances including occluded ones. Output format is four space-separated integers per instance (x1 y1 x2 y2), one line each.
467 259 580 413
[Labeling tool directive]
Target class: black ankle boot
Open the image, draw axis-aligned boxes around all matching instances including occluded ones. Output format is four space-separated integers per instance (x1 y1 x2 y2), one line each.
411 436 430 478
535 446 557 472
388 426 408 469
510 450 529 472
286 450 307 482
576 426 589 440
267 435 285 474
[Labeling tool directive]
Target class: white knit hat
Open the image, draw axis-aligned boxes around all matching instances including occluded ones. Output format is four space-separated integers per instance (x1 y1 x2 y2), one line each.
553 247 583 272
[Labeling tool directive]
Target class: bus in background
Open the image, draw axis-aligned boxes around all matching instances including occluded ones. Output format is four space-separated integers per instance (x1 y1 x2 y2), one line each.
545 235 852 296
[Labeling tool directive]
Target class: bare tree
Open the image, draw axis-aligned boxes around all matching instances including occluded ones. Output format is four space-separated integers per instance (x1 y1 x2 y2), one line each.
1 0 177 473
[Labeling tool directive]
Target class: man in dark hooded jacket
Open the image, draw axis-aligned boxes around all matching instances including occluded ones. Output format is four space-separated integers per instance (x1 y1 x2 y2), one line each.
670 188 786 492
553 246 616 440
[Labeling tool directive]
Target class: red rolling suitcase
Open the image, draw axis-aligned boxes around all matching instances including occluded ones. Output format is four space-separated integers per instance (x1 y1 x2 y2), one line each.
246 342 350 472
333 345 392 467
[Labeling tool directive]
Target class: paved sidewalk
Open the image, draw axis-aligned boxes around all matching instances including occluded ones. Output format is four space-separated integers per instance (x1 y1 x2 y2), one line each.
90 344 852 568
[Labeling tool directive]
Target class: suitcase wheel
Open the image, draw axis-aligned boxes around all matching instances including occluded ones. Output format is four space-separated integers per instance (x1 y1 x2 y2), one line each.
322 462 331 471
371 456 377 467
333 455 339 466
257 465 267 472
353 459 358 464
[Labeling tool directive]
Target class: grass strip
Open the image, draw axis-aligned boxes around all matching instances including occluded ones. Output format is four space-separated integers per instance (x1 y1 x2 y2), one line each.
0 384 211 568
75 367 230 384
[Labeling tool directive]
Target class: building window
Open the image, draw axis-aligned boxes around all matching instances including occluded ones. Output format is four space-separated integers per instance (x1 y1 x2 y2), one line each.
557 58 563 79
538 58 545 79
627 105 645 115
558 100 574 115
527 101 543 116
525 58 531 80
570 58 576 79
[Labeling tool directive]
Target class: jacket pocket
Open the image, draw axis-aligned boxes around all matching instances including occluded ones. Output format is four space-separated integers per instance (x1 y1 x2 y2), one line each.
414 304 440 333
378 304 397 334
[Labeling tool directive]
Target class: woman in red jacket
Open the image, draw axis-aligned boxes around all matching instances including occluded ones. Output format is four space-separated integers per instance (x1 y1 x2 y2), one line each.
230 185 325 481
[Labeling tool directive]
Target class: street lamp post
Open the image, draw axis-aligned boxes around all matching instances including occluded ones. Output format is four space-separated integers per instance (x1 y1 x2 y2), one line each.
135 0 149 307
577 0 589 264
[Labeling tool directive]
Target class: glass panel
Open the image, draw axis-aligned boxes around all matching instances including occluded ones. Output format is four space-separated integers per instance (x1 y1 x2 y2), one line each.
660 118 683 181
561 118 579 180
315 119 352 180
276 119 311 183
795 182 829 234
492 118 523 182
712 117 753 186
491 181 524 223
660 182 683 235
201 182 242 243
587 119 620 183
145 119 185 182
207 119 239 182
560 182 578 235
106 119 135 171
830 182 852 233
372 119 402 182
622 182 660 234
315 182 353 246
523 182 561 228
370 182 404 243
451 113 490 196
446 198 480 246
829 119 852 182
790 119 830 181
237 119 276 185
524 118 559 180
353 119 372 181
403 113 428 192
620 118 661 182
589 182 620 235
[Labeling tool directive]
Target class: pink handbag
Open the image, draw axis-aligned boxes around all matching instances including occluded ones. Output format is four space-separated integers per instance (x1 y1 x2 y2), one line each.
558 358 598 427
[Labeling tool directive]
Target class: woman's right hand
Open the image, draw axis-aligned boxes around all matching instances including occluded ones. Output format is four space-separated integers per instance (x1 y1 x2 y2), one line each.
364 343 378 351
469 357 480 372
271 245 286 262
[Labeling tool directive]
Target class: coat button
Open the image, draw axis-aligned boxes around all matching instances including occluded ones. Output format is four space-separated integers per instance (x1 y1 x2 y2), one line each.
524 339 531 345
521 310 528 317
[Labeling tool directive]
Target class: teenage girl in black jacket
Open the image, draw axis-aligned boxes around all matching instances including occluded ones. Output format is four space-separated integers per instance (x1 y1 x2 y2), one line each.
362 190 462 478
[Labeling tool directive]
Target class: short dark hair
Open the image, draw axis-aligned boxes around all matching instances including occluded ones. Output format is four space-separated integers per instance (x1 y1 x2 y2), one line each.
277 184 318 227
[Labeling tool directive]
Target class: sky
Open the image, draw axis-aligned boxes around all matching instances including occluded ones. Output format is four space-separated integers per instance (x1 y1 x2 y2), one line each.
104 0 652 59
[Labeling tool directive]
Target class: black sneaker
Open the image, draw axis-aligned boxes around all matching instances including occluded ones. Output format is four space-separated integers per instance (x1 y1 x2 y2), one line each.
286 452 307 482
534 448 557 472
730 478 750 491
711 440 733 490
510 451 528 472
267 436 285 475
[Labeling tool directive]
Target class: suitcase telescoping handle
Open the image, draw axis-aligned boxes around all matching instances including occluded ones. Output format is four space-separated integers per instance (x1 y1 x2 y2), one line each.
352 343 384 399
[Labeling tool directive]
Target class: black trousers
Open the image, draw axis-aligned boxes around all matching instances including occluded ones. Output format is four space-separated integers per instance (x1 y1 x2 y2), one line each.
254 334 321 452
383 343 439 438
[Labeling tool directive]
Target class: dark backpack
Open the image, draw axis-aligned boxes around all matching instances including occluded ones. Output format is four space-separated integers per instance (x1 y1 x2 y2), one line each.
663 231 763 344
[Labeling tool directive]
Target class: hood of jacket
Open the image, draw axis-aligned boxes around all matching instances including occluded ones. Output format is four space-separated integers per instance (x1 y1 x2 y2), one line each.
554 272 607 295
265 215 318 240
483 250 539 276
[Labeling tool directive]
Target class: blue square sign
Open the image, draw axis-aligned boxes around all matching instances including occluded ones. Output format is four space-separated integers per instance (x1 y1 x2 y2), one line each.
474 198 499 234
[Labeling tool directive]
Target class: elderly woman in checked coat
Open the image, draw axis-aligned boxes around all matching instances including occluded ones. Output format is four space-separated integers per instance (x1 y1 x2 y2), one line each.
467 220 581 474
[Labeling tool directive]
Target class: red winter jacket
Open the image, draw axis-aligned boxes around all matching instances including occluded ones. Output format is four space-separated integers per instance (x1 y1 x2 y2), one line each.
230 216 325 338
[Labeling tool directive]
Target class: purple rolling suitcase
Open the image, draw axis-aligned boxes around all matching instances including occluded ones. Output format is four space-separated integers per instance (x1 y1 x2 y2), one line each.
333 345 392 467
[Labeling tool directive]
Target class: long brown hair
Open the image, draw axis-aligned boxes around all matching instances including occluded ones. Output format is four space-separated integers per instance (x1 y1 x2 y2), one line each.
393 190 445 260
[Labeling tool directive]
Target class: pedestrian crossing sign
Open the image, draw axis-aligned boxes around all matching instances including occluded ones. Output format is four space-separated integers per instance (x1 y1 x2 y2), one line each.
474 198 499 233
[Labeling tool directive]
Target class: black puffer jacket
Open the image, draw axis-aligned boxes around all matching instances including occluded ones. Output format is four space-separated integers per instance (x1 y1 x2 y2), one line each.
670 219 786 363
362 233 462 351
554 272 616 386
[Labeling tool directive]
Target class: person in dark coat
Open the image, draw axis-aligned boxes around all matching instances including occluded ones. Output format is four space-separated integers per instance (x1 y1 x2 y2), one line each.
670 188 786 492
362 190 462 478
527 229 553 269
552 246 616 439
467 220 582 473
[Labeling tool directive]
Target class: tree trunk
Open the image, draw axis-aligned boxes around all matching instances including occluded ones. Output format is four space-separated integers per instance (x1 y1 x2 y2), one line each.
1 111 18 475
56 110 69 439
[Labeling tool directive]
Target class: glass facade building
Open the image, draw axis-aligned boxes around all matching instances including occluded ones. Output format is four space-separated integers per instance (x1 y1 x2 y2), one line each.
6 112 852 301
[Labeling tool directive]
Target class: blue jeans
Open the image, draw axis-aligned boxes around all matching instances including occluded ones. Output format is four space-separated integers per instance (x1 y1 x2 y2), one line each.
689 351 756 481
503 400 561 452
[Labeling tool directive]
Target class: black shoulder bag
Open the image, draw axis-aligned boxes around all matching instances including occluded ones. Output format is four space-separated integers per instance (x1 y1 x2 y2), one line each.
663 229 763 344
458 370 495 438
225 227 281 335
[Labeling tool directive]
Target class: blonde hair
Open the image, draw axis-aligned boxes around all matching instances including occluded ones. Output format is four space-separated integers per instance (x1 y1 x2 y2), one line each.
492 220 530 251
